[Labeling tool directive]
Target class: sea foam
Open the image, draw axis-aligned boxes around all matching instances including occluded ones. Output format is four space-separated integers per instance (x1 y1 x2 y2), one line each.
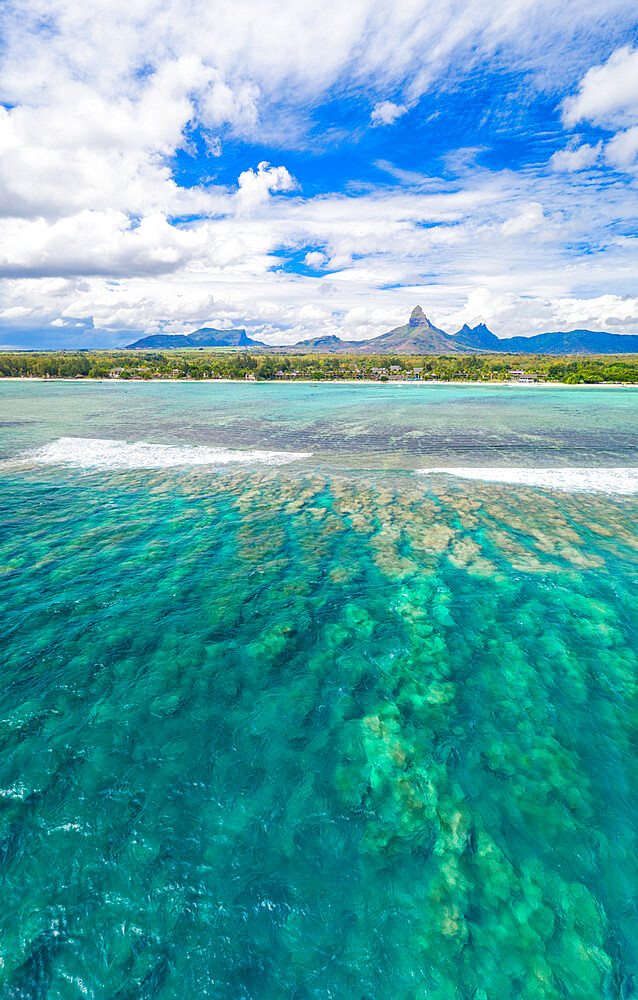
417 466 638 495
21 437 311 470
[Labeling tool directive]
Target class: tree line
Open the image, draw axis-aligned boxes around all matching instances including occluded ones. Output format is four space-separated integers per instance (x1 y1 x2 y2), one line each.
0 350 637 383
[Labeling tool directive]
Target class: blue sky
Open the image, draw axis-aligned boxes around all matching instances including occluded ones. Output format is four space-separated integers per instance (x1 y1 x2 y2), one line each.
0 0 637 347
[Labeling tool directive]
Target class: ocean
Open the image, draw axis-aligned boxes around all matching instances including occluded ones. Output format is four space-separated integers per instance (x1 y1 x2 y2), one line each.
1 380 637 999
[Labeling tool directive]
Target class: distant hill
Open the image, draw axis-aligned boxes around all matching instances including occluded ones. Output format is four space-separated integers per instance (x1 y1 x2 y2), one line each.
445 320 638 354
452 323 501 351
188 327 264 347
126 311 638 354
494 329 638 355
127 327 265 349
125 333 196 349
292 334 356 351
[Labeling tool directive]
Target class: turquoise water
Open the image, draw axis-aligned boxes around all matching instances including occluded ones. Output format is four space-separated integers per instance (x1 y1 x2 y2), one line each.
1 382 638 998
3 380 638 468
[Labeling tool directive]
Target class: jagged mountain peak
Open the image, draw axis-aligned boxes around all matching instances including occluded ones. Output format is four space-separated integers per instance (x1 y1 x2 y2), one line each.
409 305 428 327
457 322 491 334
452 321 500 351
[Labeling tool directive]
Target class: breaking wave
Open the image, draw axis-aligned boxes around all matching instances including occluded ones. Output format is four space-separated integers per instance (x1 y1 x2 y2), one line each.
417 466 638 495
20 437 311 470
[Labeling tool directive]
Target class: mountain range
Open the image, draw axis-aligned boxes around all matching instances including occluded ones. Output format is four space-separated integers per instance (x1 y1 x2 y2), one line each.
126 307 638 354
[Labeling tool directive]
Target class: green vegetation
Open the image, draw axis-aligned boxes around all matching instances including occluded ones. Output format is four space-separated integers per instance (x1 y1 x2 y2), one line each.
0 350 637 383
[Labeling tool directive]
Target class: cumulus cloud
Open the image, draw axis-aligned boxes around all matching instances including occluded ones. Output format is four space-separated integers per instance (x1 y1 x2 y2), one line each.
550 141 601 172
562 45 638 128
304 250 328 267
0 211 199 278
559 46 638 178
200 75 261 131
500 202 544 236
235 162 298 214
445 288 638 338
371 101 407 126
605 126 638 171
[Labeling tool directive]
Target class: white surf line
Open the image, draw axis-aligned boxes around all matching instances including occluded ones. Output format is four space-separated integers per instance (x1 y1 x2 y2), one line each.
20 437 312 470
417 467 638 495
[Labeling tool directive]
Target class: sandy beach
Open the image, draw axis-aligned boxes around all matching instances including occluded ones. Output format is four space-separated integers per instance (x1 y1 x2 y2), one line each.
1 376 636 388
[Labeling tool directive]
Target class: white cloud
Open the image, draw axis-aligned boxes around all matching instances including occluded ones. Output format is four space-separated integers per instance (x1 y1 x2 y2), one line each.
550 141 601 172
371 101 407 126
0 305 31 320
235 162 298 214
562 45 638 128
559 46 638 178
304 251 328 267
0 210 201 277
444 288 638 338
605 126 638 171
200 75 260 131
500 202 544 236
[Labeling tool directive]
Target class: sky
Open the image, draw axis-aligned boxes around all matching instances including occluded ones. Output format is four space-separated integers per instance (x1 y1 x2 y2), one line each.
1 1 638 347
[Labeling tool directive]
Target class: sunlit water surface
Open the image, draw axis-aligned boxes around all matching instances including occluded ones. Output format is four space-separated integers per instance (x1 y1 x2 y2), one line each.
1 381 637 999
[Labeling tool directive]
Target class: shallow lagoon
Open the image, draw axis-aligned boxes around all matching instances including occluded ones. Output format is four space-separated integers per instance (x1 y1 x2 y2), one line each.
1 382 637 998
3 379 638 469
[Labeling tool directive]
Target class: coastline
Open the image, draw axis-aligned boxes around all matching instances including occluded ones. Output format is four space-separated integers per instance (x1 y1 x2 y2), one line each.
1 377 636 388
